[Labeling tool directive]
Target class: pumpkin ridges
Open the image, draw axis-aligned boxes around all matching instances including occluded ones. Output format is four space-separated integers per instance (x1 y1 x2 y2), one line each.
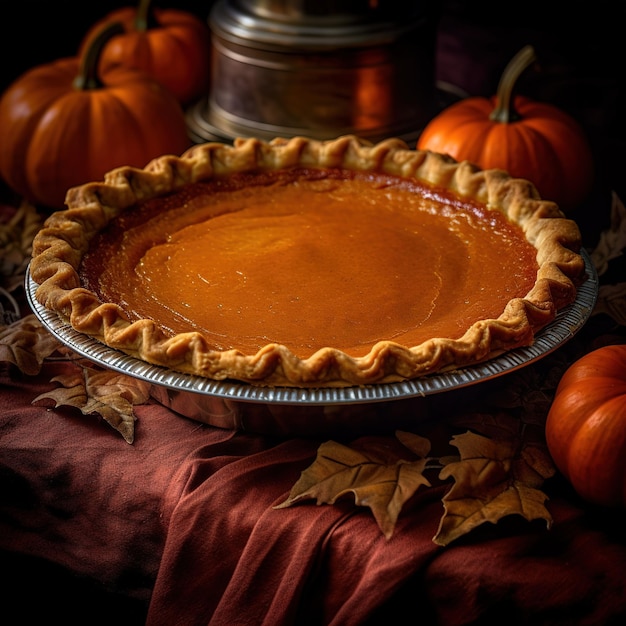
442 109 591 209
550 380 626 423
81 3 211 105
468 122 542 193
138 29 201 98
505 125 565 204
418 99 490 145
0 22 191 210
564 398 626 506
443 97 493 118
115 80 189 152
546 386 602 456
420 118 490 164
511 97 587 128
555 345 626 387
417 48 594 211
476 123 525 176
0 61 76 196
545 344 626 508
104 31 154 70
87 90 149 167
100 22 210 104
25 96 95 207
517 112 594 207
108 82 189 160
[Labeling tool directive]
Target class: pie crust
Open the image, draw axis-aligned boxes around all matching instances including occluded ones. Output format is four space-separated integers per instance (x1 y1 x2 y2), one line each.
30 135 585 387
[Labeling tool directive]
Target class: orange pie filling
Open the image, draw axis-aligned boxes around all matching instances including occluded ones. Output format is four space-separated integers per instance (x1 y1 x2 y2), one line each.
80 168 539 360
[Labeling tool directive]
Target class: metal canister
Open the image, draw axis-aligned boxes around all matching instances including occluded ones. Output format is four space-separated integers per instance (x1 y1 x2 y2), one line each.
187 0 440 143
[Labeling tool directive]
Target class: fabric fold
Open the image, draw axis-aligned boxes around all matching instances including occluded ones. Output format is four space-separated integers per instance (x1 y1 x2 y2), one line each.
147 439 445 626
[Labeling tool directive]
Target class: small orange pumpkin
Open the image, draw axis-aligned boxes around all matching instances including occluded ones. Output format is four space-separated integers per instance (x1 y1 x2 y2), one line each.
0 22 191 210
80 0 211 105
417 46 594 212
545 344 626 507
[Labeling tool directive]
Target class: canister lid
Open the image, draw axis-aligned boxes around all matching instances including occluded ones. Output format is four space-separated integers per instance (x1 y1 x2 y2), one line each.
210 0 435 50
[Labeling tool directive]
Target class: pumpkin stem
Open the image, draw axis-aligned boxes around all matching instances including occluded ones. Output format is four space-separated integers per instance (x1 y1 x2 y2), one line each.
489 45 537 124
135 0 158 32
74 22 125 91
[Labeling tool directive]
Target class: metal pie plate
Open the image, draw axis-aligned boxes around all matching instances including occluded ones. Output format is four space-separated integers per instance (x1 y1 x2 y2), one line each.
27 252 597 434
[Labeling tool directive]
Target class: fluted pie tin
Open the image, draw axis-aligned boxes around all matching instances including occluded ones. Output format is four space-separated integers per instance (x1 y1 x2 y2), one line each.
26 254 598 438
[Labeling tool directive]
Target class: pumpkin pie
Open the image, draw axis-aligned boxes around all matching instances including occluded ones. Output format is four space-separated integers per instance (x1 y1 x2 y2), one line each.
30 135 585 387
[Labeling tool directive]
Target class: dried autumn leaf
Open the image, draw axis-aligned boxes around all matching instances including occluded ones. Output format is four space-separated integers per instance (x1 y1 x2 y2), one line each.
433 430 555 546
0 314 62 375
451 412 523 441
450 411 547 446
33 365 151 444
395 429 431 457
481 364 570 426
590 190 626 277
594 282 626 327
275 437 431 539
1 286 21 325
0 200 43 292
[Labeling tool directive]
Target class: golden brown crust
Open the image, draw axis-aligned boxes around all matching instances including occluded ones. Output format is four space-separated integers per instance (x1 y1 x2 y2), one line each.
30 135 585 387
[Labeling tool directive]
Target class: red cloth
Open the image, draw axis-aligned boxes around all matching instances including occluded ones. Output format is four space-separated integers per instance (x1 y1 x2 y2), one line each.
1 363 234 600
3 359 626 625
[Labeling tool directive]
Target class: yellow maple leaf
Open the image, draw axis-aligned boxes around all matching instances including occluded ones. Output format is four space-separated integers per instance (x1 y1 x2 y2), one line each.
33 365 151 444
433 429 555 546
0 314 62 375
275 435 431 539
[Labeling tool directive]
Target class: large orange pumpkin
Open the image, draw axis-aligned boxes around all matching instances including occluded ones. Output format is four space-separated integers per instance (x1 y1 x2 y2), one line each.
0 22 191 211
545 344 626 507
417 46 594 212
80 0 211 105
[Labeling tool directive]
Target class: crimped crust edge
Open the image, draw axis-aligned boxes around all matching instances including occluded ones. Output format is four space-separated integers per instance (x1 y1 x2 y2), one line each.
30 135 585 387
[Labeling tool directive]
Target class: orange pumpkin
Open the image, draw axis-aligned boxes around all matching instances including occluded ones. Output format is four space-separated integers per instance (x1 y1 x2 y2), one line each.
0 22 191 211
80 0 211 105
545 344 626 507
417 46 594 212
